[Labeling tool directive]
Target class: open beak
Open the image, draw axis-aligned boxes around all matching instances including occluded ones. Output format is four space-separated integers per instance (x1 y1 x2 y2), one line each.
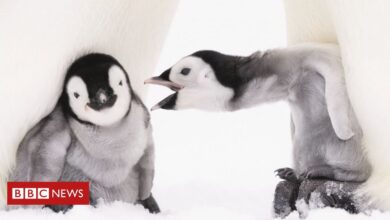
150 93 178 111
145 69 182 111
144 76 184 92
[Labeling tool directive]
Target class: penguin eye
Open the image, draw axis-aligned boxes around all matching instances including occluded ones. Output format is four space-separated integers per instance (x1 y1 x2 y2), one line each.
180 68 191 76
73 92 80 99
119 80 123 86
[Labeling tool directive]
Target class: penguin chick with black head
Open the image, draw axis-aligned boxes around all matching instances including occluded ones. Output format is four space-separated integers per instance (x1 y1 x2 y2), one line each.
145 43 372 213
10 53 160 214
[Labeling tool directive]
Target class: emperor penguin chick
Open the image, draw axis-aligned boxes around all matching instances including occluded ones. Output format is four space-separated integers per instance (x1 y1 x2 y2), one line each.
145 43 372 214
10 53 160 214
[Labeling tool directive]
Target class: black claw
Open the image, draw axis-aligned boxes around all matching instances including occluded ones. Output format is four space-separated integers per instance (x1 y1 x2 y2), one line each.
300 171 308 179
275 167 300 183
305 171 319 179
321 193 336 206
139 194 160 214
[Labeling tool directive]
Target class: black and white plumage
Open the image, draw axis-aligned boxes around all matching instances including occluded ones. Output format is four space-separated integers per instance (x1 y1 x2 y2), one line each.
145 43 372 215
10 53 160 213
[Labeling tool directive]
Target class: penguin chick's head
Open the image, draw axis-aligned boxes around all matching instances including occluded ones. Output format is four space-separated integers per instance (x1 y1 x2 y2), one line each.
145 50 239 111
63 53 131 126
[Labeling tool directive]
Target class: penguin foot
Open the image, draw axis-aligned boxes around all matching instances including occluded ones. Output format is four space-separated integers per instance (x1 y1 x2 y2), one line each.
294 179 362 217
314 181 360 214
89 194 98 208
301 165 336 180
44 204 73 213
273 180 300 218
275 167 301 183
139 194 161 214
274 171 364 218
319 192 358 214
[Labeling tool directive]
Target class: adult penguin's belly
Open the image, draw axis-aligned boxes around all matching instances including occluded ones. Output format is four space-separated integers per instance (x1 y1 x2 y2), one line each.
0 0 178 208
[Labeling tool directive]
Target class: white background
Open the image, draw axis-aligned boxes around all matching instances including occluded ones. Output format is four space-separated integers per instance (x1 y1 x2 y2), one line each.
147 0 291 218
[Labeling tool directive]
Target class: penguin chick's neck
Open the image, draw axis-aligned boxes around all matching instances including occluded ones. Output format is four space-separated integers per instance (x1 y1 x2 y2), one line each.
226 51 298 111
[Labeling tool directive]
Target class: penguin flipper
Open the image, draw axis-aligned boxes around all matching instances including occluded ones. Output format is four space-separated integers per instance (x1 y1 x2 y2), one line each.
314 55 355 140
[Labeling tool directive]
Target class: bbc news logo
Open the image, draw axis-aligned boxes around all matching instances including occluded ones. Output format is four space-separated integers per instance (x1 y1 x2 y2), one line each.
7 182 89 205
12 188 50 199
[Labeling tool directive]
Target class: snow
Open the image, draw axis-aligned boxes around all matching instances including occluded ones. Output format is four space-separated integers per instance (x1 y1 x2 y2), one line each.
295 199 309 219
1 0 390 219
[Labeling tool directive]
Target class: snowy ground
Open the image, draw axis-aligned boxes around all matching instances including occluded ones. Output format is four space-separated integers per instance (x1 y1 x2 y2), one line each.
1 0 389 219
3 105 389 219
1 106 389 219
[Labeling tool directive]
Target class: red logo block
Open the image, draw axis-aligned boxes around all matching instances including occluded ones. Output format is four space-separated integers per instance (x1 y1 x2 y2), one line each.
7 182 89 205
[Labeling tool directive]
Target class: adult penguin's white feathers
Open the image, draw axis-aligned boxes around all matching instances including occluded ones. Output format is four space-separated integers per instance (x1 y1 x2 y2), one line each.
284 0 390 210
0 0 178 207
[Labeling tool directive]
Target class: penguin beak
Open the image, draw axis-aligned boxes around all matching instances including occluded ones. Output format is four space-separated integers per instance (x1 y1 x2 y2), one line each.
150 93 178 111
145 69 181 111
144 77 183 92
87 89 117 111
144 69 184 92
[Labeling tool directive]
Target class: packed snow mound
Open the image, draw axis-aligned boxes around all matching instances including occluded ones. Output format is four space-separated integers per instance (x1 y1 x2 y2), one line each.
1 200 390 220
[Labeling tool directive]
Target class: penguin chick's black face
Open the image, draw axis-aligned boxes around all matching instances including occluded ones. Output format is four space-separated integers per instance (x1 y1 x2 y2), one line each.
64 54 132 126
145 51 237 111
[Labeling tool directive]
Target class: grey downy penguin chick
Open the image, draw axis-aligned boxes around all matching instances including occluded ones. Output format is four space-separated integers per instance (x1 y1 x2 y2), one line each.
145 43 372 215
10 53 160 214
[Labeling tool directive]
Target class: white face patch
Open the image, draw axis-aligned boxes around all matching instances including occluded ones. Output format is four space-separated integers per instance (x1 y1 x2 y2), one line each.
170 56 219 88
66 65 131 126
169 56 234 111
